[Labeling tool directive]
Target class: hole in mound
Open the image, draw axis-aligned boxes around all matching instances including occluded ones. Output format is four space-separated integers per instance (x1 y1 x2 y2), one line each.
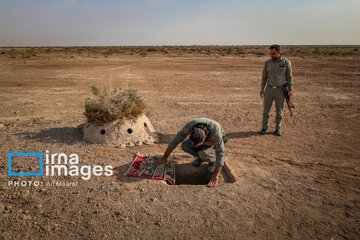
175 161 235 185
127 128 133 134
100 129 106 135
144 122 148 127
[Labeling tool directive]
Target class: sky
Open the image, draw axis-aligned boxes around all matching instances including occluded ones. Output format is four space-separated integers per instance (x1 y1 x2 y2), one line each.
0 0 359 46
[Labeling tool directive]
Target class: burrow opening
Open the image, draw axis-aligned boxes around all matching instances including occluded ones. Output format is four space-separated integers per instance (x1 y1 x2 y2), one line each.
127 128 133 134
100 129 106 135
174 161 236 185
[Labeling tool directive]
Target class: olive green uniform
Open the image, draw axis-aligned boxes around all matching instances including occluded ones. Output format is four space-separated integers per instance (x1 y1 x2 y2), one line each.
261 56 293 131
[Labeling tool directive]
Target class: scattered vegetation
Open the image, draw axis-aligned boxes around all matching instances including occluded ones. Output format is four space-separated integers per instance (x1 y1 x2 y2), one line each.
1 45 359 59
84 85 145 125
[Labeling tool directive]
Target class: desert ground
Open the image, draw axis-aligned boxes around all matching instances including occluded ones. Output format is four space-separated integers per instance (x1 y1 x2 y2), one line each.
0 47 359 239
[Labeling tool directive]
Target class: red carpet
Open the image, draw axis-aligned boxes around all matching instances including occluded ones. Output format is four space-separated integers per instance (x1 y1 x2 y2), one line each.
124 155 175 185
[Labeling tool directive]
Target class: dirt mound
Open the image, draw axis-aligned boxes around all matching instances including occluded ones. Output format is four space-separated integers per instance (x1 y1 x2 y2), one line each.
82 114 156 147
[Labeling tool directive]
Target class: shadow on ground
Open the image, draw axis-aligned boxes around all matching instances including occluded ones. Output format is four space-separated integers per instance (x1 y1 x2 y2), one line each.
226 131 260 139
17 125 84 145
155 131 259 144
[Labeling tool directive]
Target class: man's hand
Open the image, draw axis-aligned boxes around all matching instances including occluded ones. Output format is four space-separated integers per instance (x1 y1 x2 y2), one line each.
260 90 264 98
207 166 222 187
288 90 292 97
155 147 173 166
207 175 219 187
154 156 168 166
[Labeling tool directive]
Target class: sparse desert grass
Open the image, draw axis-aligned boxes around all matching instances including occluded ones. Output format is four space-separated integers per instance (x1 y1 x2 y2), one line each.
84 86 145 125
1 45 359 59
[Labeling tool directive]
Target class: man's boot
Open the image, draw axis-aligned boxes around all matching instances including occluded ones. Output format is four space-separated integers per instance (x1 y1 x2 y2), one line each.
275 129 282 136
259 128 267 135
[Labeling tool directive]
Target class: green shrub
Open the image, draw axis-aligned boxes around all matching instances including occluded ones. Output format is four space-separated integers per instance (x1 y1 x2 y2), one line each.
84 86 145 125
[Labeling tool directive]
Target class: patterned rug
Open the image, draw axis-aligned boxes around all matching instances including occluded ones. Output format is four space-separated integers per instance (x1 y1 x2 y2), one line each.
124 155 176 185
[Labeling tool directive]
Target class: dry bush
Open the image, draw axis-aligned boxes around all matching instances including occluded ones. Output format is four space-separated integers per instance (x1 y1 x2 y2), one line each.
84 86 145 125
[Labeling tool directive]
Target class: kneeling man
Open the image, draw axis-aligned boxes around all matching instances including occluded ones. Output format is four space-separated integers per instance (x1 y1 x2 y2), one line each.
155 117 227 187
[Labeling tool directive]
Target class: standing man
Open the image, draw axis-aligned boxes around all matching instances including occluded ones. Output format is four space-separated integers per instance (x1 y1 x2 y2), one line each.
260 44 293 136
154 117 227 187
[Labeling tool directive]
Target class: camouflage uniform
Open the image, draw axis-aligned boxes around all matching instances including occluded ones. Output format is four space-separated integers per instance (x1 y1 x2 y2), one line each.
261 56 293 131
168 118 226 167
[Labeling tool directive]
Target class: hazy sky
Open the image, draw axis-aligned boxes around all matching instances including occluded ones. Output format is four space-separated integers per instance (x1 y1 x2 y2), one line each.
0 0 359 46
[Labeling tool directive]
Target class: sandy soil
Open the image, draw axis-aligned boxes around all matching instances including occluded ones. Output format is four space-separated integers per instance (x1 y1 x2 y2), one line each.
0 53 359 239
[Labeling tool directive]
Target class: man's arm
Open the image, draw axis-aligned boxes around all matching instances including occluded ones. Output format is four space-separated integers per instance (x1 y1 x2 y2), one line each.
214 140 225 167
155 146 173 166
168 122 193 150
208 137 225 187
261 61 268 92
155 122 193 166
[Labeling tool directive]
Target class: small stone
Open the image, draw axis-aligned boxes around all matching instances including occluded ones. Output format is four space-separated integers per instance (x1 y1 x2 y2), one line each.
23 215 32 220
126 142 134 147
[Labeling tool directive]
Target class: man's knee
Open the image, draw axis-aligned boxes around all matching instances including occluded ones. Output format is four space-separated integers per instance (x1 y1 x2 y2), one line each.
276 107 284 118
198 148 215 163
181 140 189 151
181 139 195 154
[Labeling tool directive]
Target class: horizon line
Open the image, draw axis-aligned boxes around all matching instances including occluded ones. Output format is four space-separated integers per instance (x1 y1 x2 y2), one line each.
1 44 360 48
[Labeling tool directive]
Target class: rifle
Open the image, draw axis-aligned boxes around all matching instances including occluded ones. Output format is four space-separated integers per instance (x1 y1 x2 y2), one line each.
283 84 295 116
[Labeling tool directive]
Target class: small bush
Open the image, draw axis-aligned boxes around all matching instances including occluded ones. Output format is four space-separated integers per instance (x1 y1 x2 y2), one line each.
84 86 145 125
235 49 245 55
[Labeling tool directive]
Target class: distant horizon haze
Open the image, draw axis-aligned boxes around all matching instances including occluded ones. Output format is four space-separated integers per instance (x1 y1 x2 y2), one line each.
1 0 359 47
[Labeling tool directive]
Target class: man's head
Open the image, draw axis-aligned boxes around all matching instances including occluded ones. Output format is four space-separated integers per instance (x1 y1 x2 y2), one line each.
269 44 281 61
190 128 207 147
